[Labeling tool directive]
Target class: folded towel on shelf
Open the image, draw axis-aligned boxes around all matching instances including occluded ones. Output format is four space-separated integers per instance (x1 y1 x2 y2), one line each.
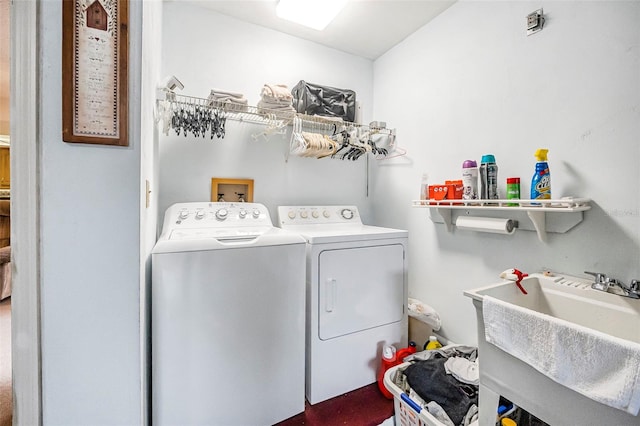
256 99 296 113
256 83 296 120
483 295 640 415
209 95 248 104
209 88 245 99
257 98 292 108
261 84 293 101
207 89 249 111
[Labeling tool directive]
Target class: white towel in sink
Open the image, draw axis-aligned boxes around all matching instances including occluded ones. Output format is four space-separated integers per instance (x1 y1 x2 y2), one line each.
482 295 640 415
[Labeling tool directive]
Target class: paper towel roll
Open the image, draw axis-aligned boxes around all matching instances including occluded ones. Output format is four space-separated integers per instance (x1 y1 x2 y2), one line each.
455 216 517 234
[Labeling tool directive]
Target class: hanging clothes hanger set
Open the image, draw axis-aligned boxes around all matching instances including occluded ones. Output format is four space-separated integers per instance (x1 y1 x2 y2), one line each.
289 116 393 161
165 99 227 139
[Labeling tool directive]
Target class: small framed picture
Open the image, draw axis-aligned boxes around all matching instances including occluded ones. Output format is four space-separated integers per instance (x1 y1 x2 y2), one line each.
211 178 254 203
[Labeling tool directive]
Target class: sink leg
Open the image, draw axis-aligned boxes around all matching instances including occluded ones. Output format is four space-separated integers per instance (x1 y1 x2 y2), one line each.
478 383 500 426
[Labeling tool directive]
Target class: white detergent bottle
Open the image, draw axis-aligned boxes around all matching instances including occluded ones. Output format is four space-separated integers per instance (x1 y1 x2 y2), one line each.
462 160 478 200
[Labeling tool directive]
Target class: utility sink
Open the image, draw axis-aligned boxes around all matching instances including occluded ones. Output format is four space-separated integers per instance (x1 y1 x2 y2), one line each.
464 272 640 426
464 272 640 344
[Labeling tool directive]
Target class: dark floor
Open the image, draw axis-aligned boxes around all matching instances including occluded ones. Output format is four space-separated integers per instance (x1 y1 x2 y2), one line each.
275 383 394 426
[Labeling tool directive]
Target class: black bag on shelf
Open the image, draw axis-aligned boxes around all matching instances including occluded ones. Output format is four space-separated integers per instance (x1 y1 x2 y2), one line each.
291 80 356 122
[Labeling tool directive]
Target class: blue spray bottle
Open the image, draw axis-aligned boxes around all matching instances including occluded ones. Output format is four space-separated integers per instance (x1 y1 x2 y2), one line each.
531 149 551 200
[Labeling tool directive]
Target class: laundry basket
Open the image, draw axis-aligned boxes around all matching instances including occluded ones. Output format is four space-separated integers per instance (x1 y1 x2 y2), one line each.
383 346 479 426
383 362 448 426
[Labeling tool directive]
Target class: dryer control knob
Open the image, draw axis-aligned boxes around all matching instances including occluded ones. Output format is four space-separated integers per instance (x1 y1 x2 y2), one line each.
300 211 308 219
312 211 319 218
239 209 247 219
288 210 296 219
195 210 205 220
252 209 261 219
215 208 228 220
323 210 331 218
341 209 354 220
179 210 189 219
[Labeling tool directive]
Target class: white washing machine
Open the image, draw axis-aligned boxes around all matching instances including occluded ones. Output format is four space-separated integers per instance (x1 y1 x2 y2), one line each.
152 202 306 425
277 205 408 404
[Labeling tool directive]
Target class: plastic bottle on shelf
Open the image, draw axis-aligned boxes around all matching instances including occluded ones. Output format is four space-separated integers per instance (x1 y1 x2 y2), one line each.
479 154 499 200
462 160 479 201
419 173 429 204
425 335 442 350
506 177 520 206
531 149 551 201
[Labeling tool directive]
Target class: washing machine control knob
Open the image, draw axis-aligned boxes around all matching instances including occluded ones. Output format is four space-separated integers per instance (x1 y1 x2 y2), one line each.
239 209 247 219
341 209 354 220
323 210 331 218
252 209 261 219
312 211 319 219
288 210 296 219
179 210 189 220
300 211 308 219
215 208 229 220
195 210 205 220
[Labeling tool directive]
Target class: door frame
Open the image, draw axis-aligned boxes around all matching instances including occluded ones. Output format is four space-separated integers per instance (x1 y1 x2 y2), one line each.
11 0 42 424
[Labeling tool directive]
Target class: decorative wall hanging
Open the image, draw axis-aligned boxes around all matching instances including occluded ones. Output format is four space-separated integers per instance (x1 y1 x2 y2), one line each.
62 0 129 146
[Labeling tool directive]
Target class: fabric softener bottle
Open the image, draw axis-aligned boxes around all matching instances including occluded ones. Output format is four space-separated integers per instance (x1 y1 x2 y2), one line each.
531 149 551 200
480 154 499 200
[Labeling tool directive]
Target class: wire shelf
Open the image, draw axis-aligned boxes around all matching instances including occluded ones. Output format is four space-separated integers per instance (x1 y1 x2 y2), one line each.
157 89 395 135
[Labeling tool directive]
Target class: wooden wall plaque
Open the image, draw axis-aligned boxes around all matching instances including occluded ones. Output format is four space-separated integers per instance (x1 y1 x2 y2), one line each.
62 0 128 146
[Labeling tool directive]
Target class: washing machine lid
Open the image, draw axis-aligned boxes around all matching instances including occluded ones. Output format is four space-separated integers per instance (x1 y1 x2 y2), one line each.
153 202 305 253
152 227 305 253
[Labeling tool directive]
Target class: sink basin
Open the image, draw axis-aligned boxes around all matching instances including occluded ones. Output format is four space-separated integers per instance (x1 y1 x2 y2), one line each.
464 272 640 426
465 273 640 344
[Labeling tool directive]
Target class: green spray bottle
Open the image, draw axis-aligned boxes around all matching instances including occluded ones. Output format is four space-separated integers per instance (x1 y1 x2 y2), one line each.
531 149 551 200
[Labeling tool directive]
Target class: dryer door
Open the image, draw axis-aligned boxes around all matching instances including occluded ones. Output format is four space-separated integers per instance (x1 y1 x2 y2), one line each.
318 243 405 340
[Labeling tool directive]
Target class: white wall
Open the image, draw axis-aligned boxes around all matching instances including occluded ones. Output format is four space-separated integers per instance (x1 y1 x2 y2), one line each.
372 1 640 344
159 2 375 223
39 1 144 424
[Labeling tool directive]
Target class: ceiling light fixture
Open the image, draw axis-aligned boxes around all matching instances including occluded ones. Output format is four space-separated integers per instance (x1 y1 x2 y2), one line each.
276 0 347 31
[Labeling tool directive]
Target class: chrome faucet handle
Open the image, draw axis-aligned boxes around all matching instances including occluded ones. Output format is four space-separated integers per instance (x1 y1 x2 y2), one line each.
619 279 640 299
584 271 607 283
608 277 622 287
584 271 610 291
616 279 640 299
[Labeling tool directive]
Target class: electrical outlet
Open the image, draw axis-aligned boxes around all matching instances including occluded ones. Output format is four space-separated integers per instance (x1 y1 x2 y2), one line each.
527 8 544 36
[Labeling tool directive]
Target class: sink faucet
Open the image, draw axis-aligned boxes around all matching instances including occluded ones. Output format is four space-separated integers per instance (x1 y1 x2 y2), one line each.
584 271 640 299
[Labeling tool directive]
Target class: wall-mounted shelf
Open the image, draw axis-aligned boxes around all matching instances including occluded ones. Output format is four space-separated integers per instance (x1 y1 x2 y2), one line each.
156 88 401 161
412 198 591 242
156 88 395 135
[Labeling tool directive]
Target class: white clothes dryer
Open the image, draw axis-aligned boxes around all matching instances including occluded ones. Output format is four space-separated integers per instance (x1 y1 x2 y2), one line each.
152 202 306 425
277 205 408 404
